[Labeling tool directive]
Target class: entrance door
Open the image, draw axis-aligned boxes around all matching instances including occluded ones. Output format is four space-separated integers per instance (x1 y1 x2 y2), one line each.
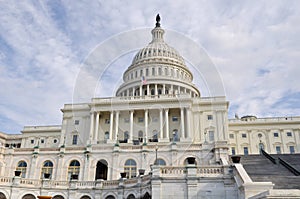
95 160 108 180
259 143 264 154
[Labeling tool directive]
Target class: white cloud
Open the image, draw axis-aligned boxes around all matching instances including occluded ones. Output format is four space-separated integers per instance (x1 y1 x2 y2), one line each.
0 0 300 133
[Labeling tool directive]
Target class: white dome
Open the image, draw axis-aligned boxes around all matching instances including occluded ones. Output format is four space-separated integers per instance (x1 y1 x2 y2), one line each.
116 15 200 98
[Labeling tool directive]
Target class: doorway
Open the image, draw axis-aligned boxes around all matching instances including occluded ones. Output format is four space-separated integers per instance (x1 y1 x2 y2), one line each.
95 160 108 180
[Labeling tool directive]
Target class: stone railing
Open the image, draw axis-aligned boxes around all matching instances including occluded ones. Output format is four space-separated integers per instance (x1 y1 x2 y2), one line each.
102 180 119 188
197 166 224 177
0 175 151 190
160 166 186 176
158 165 225 178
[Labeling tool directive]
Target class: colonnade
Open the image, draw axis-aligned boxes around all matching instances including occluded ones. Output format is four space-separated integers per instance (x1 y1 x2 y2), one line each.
89 107 192 144
118 83 198 98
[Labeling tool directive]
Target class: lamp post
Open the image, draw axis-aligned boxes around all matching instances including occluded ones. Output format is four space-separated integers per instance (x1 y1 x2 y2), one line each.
155 144 158 165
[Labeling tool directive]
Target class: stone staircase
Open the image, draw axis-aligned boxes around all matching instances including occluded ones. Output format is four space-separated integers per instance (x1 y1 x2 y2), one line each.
274 154 300 171
240 154 300 189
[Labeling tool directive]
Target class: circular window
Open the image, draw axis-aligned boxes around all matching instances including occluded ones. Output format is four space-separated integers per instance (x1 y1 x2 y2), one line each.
54 139 58 143
258 133 262 138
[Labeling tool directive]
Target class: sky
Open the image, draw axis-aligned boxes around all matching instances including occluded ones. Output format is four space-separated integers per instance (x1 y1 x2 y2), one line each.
0 0 300 134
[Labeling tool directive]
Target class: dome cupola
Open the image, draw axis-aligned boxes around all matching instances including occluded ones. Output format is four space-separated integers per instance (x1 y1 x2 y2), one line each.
116 14 200 98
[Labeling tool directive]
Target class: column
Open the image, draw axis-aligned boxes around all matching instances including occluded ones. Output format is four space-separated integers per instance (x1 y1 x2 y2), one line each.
279 129 285 153
160 109 164 139
178 86 181 94
165 109 169 139
163 84 166 94
89 112 95 141
145 109 148 141
59 119 67 146
171 85 174 94
130 110 134 141
94 112 100 142
155 84 158 95
109 111 114 140
181 108 185 139
147 84 150 96
294 129 300 153
114 111 119 140
139 85 142 96
186 108 191 139
132 87 135 96
126 89 129 96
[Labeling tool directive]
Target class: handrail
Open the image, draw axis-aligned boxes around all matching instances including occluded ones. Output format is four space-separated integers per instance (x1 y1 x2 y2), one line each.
261 149 276 164
278 158 300 176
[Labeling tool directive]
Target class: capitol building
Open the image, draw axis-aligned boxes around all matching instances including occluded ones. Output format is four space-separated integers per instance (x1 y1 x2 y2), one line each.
0 15 299 199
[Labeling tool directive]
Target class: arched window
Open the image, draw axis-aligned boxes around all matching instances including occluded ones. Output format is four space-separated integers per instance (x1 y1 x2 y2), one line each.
68 160 80 180
138 131 143 143
124 131 129 143
41 160 53 179
151 89 155 95
172 129 179 142
127 194 135 199
80 196 92 199
155 158 166 166
22 194 35 199
0 192 6 199
16 161 27 178
158 89 162 95
104 132 109 140
52 195 65 199
151 130 158 142
105 196 115 199
124 159 137 179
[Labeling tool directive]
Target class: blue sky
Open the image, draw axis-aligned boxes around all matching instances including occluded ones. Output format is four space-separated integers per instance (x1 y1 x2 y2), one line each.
1 0 300 134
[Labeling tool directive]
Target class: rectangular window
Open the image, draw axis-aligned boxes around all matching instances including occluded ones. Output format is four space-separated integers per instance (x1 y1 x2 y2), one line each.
138 117 144 123
152 68 155 75
276 146 281 154
31 140 34 144
287 132 292 137
289 146 295 154
273 132 279 137
105 119 110 124
243 147 249 155
74 120 79 125
72 135 78 145
242 133 247 138
207 115 213 120
172 116 179 122
209 131 214 141
41 139 44 144
229 134 234 139
146 68 149 76
231 147 236 155
124 118 129 123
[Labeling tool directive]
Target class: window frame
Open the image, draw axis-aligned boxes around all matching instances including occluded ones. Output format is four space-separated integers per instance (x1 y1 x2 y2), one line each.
124 159 137 179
